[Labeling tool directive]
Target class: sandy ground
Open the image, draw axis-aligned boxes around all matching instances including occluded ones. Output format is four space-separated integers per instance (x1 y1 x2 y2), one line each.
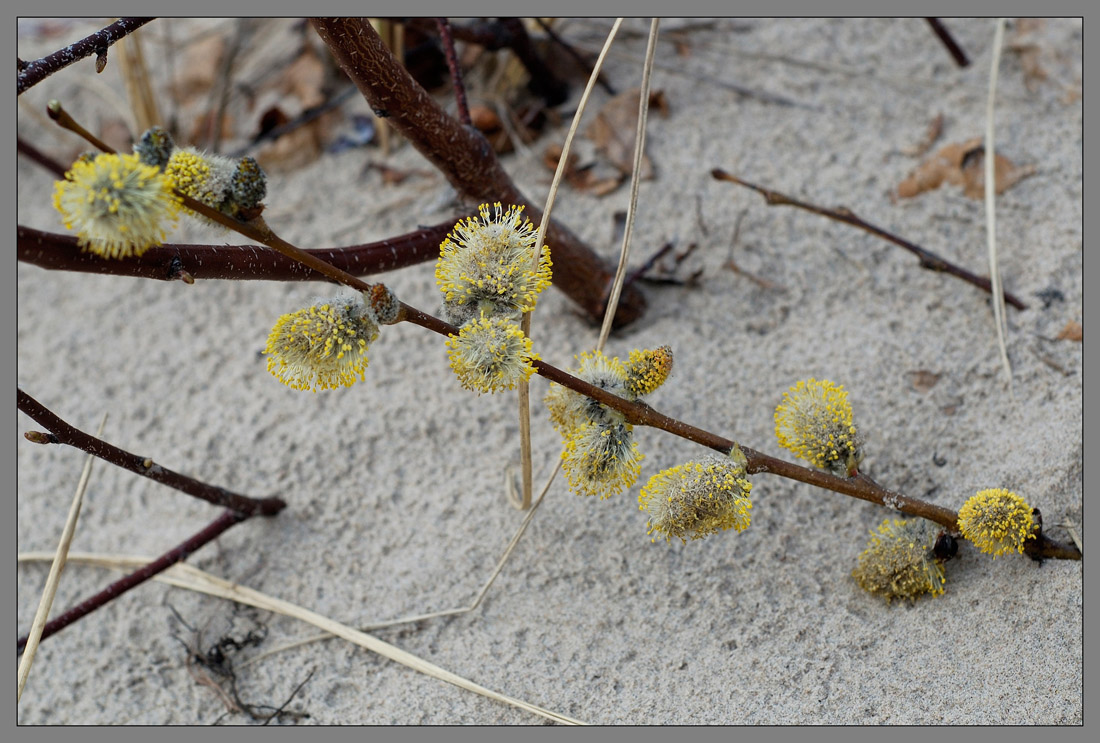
16 18 1082 724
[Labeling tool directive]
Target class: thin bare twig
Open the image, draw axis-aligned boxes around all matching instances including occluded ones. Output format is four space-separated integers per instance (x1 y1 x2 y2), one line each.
18 18 157 95
435 18 471 126
18 390 286 517
925 18 971 68
514 18 624 510
711 169 1028 310
17 510 248 653
597 18 659 348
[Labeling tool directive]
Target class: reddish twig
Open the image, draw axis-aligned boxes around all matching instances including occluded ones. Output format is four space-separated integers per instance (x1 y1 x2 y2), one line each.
17 510 248 653
925 18 970 68
310 17 646 328
17 222 458 282
434 18 471 126
18 390 286 517
711 169 1028 310
17 18 157 95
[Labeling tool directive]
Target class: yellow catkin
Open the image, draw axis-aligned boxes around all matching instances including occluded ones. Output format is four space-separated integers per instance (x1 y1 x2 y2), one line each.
435 202 552 318
445 316 537 394
52 152 180 259
624 346 674 399
774 378 863 477
957 489 1036 557
265 300 379 391
639 457 753 543
852 518 947 603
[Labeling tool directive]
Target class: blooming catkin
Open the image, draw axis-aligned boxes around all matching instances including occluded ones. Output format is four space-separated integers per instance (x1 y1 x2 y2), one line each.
435 202 552 323
265 298 380 391
638 453 753 543
852 518 947 603
445 315 538 394
957 488 1036 557
561 420 643 499
774 378 864 477
52 152 180 259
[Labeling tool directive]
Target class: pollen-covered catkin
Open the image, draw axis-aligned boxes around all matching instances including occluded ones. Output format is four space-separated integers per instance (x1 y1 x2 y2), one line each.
775 378 864 477
957 489 1037 557
435 202 552 323
52 152 180 259
638 453 753 543
265 297 380 392
445 315 538 394
852 518 948 603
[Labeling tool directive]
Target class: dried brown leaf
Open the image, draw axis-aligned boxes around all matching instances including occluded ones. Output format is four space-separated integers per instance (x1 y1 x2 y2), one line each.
896 138 1037 200
1055 320 1082 342
586 87 667 180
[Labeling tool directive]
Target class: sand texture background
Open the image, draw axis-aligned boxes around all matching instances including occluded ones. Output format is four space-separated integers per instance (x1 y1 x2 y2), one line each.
16 18 1082 724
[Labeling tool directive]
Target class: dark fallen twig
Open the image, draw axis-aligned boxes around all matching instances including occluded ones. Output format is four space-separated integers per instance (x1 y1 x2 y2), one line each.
17 510 249 653
310 17 646 328
18 18 156 95
18 390 287 516
925 18 970 68
711 169 1028 310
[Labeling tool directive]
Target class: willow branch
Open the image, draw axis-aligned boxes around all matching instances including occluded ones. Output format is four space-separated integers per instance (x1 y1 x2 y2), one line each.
41 94 1078 562
310 17 646 328
17 222 457 282
17 510 247 653
18 18 157 95
711 169 1028 310
18 390 286 517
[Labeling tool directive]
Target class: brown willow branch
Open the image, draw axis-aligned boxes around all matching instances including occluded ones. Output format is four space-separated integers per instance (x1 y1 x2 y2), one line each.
94 191 1082 561
18 18 157 95
310 17 646 328
711 169 1028 311
17 222 457 282
17 509 247 654
43 103 1078 562
18 390 286 517
925 18 970 68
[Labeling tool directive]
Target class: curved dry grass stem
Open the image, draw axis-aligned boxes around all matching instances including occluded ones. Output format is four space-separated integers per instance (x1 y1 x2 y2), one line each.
17 414 106 702
597 18 660 350
985 18 1013 391
513 18 624 510
239 460 564 669
17 552 583 725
